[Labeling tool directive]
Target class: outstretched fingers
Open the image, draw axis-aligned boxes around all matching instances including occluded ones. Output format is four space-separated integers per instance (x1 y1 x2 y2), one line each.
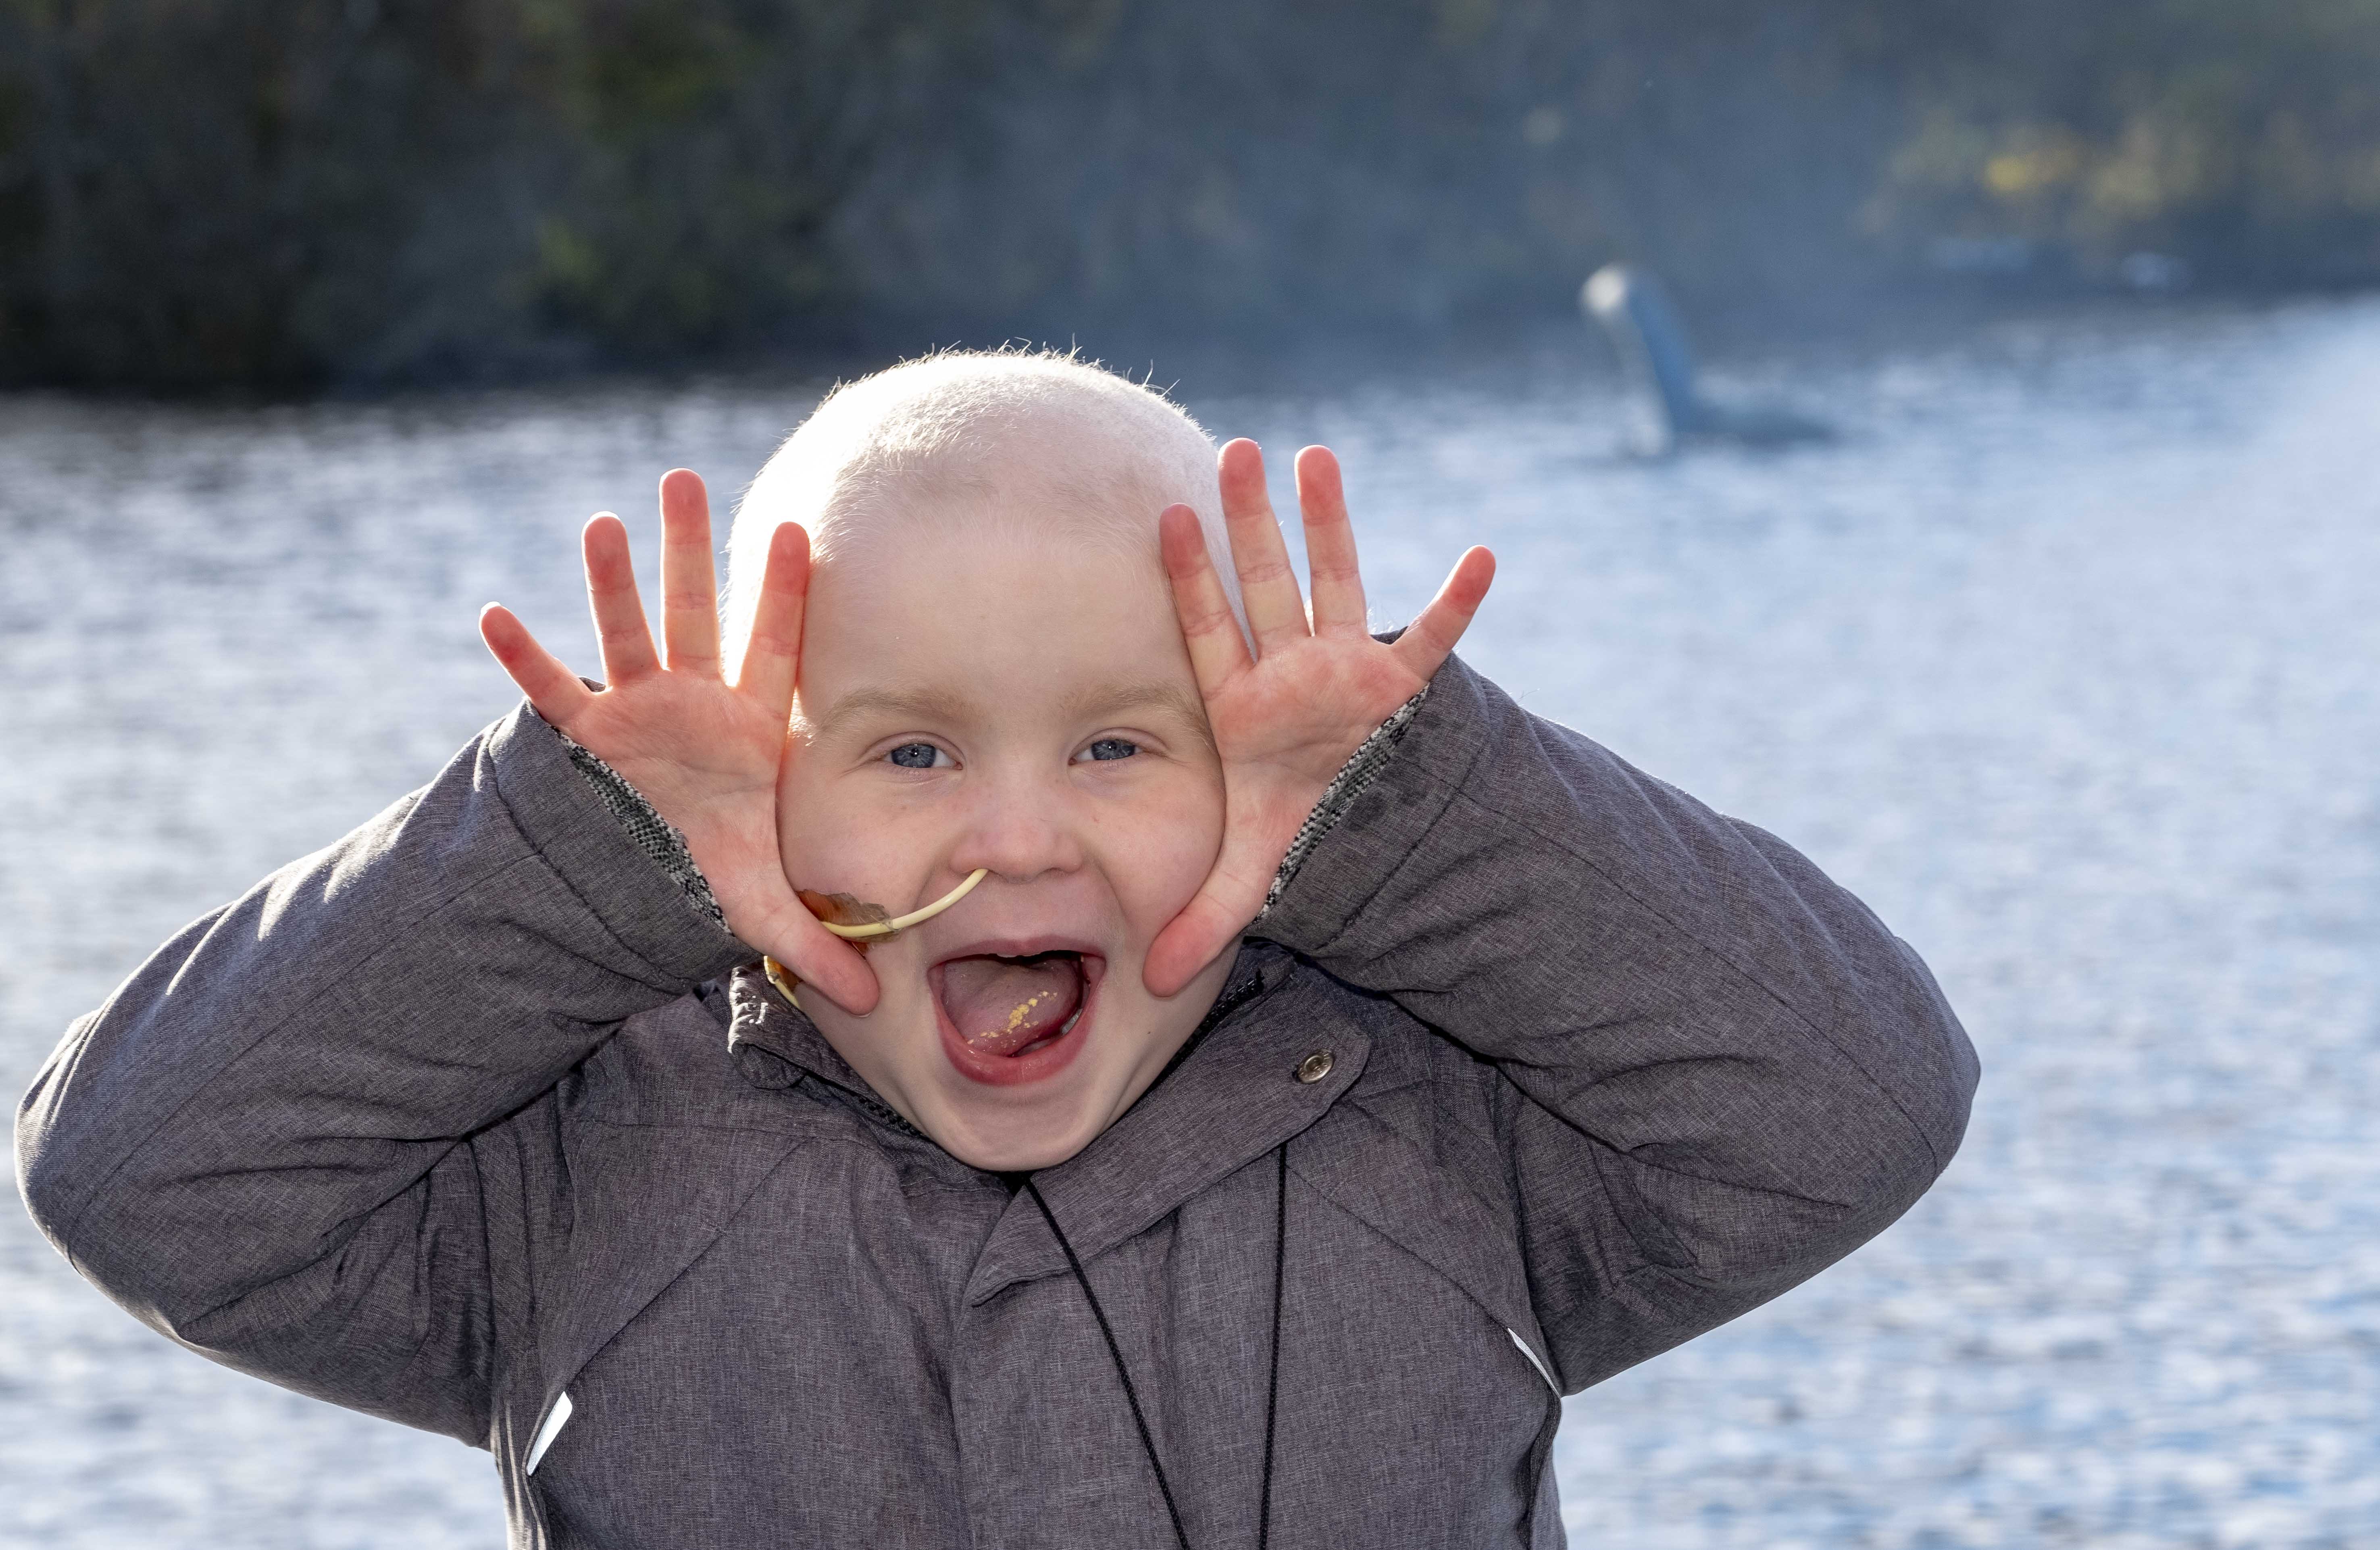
1391 545 1497 682
734 522 811 715
1295 446 1369 638
583 513 660 685
658 470 723 677
480 604 596 727
1217 440 1311 655
1160 503 1253 694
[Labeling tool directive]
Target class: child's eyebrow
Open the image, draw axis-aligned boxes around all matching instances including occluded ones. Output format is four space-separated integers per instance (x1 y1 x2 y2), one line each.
1060 680 1215 744
806 686 974 740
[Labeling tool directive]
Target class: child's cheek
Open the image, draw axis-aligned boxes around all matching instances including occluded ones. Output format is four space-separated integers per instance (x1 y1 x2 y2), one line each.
772 745 961 903
1115 775 1226 937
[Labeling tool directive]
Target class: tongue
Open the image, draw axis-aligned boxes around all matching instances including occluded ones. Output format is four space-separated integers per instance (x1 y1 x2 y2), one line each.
939 955 1085 1057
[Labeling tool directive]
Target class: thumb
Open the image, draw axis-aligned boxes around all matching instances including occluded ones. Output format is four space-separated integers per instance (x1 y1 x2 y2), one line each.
1390 546 1495 683
1143 862 1268 998
741 891 881 1014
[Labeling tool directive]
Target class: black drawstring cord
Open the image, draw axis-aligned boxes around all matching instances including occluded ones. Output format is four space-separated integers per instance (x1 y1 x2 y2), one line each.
1024 1177 1193 1550
1025 1142 1289 1550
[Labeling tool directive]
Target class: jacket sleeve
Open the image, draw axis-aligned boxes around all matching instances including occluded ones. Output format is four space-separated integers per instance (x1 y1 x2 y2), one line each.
1253 656 1979 1392
14 703 750 1443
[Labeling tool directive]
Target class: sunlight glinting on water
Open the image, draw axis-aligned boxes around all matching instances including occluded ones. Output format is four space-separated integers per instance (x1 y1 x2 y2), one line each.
4 298 2377 1548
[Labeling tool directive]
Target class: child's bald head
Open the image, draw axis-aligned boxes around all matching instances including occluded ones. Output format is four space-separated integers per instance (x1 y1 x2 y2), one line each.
727 350 1243 665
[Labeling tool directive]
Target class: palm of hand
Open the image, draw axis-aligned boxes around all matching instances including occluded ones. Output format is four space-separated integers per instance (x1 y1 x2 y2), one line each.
558 675 781 873
1144 441 1493 996
479 470 879 1012
1199 639 1422 847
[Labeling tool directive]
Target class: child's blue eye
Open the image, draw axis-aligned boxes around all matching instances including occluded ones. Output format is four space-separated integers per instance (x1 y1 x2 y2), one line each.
1081 738 1139 763
887 743 944 769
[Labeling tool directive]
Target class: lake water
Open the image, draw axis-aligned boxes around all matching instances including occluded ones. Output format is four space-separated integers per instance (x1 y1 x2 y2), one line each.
4 298 2377 1548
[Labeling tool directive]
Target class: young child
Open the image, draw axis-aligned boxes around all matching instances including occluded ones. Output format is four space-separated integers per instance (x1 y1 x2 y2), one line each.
18 351 1977 1549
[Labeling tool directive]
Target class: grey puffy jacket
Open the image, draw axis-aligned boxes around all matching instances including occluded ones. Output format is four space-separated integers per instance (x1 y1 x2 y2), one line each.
18 657 1978 1548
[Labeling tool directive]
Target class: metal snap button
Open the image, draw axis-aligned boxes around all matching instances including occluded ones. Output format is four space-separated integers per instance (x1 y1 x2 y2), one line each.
1295 1050 1335 1084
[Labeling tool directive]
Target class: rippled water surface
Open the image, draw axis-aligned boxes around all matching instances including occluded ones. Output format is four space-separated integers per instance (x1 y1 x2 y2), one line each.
5 300 2378 1548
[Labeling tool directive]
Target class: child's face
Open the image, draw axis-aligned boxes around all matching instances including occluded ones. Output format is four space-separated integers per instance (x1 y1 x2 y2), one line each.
776 501 1235 1171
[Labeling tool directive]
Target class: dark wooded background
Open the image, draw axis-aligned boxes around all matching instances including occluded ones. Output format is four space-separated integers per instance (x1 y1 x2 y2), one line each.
7 0 2378 391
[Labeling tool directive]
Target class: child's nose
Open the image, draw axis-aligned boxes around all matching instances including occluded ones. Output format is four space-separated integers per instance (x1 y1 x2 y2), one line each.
949 782 1084 885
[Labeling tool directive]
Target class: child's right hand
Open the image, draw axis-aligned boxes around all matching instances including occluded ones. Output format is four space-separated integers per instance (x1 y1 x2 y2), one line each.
478 470 879 1013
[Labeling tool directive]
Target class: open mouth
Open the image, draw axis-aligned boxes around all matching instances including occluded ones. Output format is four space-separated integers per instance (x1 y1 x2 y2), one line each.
929 945 1102 1086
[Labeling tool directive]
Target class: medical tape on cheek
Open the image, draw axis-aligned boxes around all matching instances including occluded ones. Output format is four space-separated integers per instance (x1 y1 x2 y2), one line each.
762 868 989 1012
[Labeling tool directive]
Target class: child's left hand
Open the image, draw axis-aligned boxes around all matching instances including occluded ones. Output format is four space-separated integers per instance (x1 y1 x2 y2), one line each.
1144 440 1494 996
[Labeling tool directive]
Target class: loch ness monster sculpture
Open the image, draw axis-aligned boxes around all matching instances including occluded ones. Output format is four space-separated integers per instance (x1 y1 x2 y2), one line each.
1582 263 1832 455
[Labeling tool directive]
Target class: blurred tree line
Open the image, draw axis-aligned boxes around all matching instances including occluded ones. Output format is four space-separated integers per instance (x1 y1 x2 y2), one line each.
4 0 2378 391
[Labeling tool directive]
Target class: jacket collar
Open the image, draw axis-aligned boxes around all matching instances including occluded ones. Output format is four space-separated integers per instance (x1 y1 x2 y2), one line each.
721 945 1373 1303
724 943 1298 1129
725 964 937 1142
964 947 1368 1304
